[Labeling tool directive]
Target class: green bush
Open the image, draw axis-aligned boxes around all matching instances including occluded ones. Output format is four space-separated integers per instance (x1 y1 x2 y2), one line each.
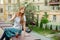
24 3 36 26
41 17 48 24
40 12 49 28
40 18 49 28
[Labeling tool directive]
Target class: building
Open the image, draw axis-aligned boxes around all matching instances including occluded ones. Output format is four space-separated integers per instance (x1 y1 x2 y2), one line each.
25 0 60 23
0 0 22 21
0 0 60 23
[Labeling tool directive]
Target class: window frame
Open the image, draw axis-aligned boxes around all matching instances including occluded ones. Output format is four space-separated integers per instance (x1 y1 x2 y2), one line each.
0 8 3 13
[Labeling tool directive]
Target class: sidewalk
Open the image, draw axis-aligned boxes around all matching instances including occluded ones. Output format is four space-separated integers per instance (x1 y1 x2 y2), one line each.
30 31 51 40
0 28 51 40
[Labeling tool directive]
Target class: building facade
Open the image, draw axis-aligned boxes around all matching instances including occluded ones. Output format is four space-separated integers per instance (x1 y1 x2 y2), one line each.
0 0 60 23
26 0 60 23
0 0 21 21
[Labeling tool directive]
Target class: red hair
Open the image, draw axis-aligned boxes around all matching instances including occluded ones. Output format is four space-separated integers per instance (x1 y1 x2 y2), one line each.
19 6 25 11
16 7 25 25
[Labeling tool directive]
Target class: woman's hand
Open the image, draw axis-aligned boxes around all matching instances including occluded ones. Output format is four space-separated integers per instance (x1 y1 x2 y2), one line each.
9 19 12 22
0 27 4 30
15 32 19 38
9 14 16 22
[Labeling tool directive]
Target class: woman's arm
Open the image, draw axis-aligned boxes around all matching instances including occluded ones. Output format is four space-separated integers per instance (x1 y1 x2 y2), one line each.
23 21 26 32
22 21 26 38
23 15 26 37
23 15 26 32
9 14 16 21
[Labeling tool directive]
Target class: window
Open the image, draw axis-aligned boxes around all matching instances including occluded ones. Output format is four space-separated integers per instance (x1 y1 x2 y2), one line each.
45 0 48 6
8 6 11 12
36 6 39 11
33 6 35 10
52 6 55 10
8 5 14 12
11 0 17 4
8 14 12 19
18 0 20 2
38 6 40 10
0 0 3 4
0 8 3 13
33 0 35 2
53 15 56 22
8 0 11 3
56 6 60 10
38 0 40 2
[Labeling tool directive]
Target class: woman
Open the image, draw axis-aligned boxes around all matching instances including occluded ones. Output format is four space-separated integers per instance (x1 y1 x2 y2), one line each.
0 6 26 40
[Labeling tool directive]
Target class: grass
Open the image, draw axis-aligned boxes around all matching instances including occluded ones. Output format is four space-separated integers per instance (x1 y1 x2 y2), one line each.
28 25 60 36
52 36 60 40
28 25 60 40
33 27 56 36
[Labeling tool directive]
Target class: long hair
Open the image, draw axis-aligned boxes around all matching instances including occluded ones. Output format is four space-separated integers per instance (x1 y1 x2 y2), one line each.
16 7 25 25
19 12 24 25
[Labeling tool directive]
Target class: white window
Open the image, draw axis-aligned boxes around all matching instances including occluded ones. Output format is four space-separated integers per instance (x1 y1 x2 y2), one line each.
45 0 48 6
38 6 40 10
53 15 56 22
0 8 3 13
8 6 11 12
8 14 12 19
5 0 8 4
11 0 17 4
8 0 11 3
33 0 35 2
34 0 39 3
0 0 4 4
7 5 14 12
35 6 40 11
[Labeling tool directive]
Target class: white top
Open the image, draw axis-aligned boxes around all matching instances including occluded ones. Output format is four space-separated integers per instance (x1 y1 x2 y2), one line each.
13 16 26 30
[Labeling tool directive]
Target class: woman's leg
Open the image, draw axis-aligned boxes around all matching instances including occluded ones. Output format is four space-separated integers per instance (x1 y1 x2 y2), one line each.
5 36 10 40
0 29 10 40
0 31 6 40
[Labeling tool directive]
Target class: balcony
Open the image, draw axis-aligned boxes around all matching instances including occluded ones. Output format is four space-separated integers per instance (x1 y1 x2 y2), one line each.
49 0 60 5
39 6 60 11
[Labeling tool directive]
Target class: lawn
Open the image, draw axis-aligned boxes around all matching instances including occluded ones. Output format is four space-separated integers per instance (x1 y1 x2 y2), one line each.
28 25 60 40
28 25 60 36
52 36 60 40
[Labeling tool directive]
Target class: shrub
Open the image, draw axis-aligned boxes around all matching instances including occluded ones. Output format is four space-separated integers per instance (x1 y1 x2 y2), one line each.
40 12 49 28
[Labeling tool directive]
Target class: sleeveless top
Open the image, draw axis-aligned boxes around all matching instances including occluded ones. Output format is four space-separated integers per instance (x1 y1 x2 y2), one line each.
13 16 26 30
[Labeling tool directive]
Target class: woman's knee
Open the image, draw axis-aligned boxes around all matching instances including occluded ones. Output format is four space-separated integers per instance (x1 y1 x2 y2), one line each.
4 28 9 32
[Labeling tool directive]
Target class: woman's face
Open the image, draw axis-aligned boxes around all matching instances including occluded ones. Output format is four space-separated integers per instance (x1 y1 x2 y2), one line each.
20 8 25 13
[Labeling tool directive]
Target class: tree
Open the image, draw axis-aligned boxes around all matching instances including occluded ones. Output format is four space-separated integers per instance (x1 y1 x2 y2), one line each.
40 12 49 28
24 2 36 26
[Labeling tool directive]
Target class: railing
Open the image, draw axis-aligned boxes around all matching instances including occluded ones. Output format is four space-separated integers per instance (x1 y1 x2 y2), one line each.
49 0 59 2
0 21 13 27
49 0 60 4
39 6 60 11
